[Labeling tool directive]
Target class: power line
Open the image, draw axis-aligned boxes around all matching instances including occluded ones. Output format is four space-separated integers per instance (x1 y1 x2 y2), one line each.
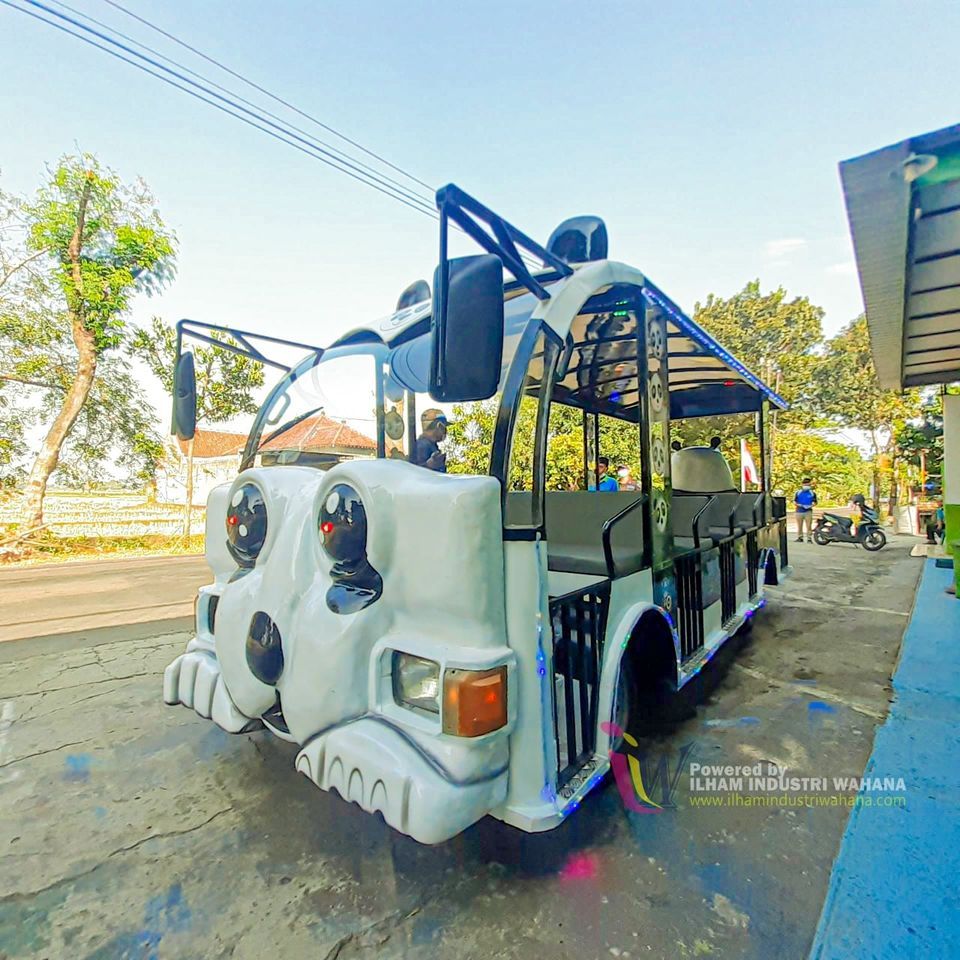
47 0 437 211
4 0 546 271
4 0 440 219
100 0 435 194
88 1 545 271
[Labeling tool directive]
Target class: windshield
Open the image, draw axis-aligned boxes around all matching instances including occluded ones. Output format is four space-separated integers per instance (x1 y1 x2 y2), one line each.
242 292 539 474
248 345 385 469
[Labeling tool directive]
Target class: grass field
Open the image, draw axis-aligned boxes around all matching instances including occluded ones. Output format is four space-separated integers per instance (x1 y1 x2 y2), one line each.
0 491 206 565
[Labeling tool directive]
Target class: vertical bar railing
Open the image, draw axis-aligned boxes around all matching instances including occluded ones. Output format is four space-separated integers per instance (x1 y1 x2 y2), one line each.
551 585 610 790
719 539 737 626
674 551 705 659
747 530 759 598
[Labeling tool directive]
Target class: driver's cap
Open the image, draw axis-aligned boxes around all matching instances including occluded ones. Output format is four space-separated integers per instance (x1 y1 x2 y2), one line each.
421 408 450 429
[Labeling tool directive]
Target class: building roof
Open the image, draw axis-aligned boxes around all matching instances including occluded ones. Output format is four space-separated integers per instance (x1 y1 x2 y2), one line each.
260 414 376 453
840 123 960 390
176 416 376 460
177 429 247 458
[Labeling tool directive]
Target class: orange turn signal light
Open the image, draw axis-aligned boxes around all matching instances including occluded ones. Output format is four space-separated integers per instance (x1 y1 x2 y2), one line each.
442 667 507 738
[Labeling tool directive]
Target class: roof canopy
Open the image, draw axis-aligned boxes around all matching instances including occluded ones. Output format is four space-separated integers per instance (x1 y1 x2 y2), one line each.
840 123 960 389
549 283 788 422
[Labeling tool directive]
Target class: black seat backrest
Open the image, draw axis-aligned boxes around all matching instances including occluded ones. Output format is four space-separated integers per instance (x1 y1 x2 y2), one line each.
703 491 742 534
671 493 711 542
503 491 646 577
734 492 764 529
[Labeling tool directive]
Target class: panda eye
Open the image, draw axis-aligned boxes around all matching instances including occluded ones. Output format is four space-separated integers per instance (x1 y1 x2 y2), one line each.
226 483 268 567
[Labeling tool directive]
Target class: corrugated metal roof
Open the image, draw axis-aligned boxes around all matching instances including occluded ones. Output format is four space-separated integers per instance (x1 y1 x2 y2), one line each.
840 123 960 390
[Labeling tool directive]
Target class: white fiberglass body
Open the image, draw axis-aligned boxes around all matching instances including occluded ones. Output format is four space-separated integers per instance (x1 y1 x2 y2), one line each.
165 214 790 844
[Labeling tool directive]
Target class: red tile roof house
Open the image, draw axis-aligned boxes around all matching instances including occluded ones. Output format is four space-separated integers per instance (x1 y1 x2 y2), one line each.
155 416 376 505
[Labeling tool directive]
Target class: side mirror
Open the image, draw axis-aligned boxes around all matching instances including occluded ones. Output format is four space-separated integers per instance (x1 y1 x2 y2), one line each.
171 351 197 441
430 254 504 402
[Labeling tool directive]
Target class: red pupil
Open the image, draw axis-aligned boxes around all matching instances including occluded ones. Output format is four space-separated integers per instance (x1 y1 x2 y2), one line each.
321 521 334 535
228 515 239 525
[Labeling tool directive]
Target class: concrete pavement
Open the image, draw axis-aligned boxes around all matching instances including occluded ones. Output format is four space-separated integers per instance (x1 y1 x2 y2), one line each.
0 556 209 646
0 540 922 959
810 559 960 958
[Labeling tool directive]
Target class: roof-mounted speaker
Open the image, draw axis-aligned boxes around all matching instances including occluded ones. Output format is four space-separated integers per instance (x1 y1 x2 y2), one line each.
396 279 430 311
546 216 608 266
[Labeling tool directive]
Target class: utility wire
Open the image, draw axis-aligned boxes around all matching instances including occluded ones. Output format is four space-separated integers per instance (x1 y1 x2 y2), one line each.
90 0 545 271
100 0 435 194
3 0 439 219
47 0 438 211
4 0 545 270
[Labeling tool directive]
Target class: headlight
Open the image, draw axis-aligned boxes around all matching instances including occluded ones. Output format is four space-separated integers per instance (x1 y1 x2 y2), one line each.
226 482 268 567
392 652 440 714
319 483 367 564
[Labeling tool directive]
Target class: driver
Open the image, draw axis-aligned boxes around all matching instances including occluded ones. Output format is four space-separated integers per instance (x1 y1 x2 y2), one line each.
414 408 449 473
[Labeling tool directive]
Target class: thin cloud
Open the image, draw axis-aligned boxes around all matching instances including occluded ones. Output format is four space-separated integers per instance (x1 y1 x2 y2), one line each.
764 237 807 259
826 260 857 276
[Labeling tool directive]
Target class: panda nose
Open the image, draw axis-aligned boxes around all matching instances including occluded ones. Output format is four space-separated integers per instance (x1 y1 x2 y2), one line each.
246 612 283 685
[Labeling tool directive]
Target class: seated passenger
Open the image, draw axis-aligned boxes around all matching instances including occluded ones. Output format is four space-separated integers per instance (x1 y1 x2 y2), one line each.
413 408 449 473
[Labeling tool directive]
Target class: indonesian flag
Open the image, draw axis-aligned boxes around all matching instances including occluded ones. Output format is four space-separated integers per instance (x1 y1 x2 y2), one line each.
741 438 759 489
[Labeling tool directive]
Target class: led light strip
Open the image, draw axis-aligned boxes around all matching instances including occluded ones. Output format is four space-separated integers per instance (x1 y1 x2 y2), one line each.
642 284 789 409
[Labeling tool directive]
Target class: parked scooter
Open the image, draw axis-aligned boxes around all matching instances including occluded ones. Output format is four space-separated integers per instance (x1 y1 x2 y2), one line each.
813 502 887 551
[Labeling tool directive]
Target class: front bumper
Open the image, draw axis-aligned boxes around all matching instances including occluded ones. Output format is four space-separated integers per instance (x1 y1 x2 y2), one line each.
295 718 508 845
163 646 261 734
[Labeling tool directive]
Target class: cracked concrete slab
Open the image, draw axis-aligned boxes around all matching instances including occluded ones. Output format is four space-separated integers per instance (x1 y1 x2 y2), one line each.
0 540 921 959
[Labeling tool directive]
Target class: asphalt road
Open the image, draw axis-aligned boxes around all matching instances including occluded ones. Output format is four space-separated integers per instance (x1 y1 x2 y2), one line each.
0 537 921 959
0 555 209 649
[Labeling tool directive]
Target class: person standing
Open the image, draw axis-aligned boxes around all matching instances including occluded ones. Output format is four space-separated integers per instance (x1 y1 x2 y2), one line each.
589 456 620 491
794 477 817 542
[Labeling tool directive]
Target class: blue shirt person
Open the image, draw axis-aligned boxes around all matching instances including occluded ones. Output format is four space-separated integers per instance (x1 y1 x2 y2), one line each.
589 456 620 492
793 478 817 542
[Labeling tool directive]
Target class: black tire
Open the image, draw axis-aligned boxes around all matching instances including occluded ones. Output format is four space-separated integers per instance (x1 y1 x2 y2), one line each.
613 652 695 741
863 529 887 551
813 528 830 546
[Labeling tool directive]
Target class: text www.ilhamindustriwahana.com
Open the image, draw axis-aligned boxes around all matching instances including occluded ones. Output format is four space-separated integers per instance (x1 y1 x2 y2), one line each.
688 793 906 808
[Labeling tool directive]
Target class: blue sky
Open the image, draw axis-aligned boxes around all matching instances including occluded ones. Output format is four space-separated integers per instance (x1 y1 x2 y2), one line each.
2 0 959 364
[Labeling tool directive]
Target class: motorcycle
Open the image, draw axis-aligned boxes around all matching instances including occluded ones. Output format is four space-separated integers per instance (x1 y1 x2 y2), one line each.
813 507 887 551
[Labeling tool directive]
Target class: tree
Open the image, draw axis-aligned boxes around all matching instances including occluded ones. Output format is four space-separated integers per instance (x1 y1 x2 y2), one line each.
131 316 264 535
771 429 872 504
693 281 826 474
815 316 921 509
0 306 164 490
446 398 642 491
8 156 175 527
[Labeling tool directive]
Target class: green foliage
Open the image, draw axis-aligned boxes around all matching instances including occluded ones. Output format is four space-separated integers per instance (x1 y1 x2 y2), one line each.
814 316 921 449
771 429 872 504
693 280 825 427
0 307 164 487
446 397 642 491
130 316 265 426
0 157 176 492
25 157 175 353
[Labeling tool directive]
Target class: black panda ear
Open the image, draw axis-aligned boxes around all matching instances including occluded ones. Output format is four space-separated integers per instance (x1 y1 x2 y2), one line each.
671 440 682 451
710 436 722 449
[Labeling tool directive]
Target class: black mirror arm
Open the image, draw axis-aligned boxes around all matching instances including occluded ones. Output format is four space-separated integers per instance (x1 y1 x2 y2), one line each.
436 184 573 302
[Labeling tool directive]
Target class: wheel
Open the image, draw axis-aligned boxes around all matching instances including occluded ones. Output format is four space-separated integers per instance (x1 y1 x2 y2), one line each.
813 528 830 546
863 529 887 551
